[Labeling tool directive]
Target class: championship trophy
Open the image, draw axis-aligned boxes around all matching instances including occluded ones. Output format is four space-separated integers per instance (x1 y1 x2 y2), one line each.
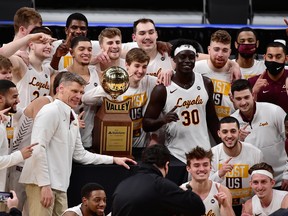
93 66 134 158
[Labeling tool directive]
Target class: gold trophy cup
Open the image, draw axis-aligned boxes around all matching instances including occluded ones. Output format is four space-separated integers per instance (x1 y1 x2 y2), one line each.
93 66 134 158
102 66 130 100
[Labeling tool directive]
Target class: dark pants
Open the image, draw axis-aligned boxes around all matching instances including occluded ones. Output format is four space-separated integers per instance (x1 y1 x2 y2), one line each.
233 205 242 216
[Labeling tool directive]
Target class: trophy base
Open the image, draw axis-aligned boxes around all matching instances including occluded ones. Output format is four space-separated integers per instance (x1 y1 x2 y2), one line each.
93 98 133 159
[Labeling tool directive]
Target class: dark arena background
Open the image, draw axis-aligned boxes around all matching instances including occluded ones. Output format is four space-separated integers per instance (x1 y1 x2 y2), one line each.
0 0 287 56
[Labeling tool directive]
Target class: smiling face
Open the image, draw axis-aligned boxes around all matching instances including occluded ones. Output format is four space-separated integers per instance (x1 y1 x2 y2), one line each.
0 87 19 113
100 35 122 61
71 41 92 66
250 174 275 200
174 50 196 74
29 33 54 60
65 20 88 41
187 157 211 182
126 60 148 84
132 21 158 53
218 122 239 149
58 81 84 109
83 189 107 216
232 88 254 116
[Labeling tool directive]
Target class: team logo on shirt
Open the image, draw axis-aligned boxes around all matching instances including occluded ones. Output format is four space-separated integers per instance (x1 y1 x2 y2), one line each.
29 77 49 90
170 89 177 93
259 122 268 126
175 95 203 109
206 209 216 216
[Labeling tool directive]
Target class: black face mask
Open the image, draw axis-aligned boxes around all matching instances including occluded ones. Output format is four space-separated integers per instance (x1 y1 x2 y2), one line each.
264 61 285 76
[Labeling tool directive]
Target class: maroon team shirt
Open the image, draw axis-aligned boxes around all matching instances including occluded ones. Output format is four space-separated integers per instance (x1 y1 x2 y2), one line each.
248 69 288 113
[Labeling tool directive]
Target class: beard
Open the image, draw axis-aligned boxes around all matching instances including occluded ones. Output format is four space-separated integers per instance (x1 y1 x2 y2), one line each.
81 62 90 66
5 104 17 114
239 52 255 59
223 139 238 149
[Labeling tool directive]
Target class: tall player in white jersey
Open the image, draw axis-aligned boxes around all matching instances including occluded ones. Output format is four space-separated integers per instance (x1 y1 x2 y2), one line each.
132 18 176 145
131 18 174 78
143 39 221 163
9 26 56 109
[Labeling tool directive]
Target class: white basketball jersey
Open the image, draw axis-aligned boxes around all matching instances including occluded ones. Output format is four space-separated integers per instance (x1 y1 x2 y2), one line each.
146 52 173 76
164 73 211 162
204 182 221 216
17 64 51 109
73 67 100 148
252 189 288 216
180 181 221 216
63 204 83 216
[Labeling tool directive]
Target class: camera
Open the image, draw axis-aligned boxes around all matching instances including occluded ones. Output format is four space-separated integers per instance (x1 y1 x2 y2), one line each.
0 192 13 202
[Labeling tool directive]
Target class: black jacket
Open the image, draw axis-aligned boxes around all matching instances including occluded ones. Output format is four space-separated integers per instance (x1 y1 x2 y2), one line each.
269 208 288 216
0 208 22 216
111 163 205 216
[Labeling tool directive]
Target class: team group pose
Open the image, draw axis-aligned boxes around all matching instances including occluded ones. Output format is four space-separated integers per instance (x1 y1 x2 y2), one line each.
0 6 288 216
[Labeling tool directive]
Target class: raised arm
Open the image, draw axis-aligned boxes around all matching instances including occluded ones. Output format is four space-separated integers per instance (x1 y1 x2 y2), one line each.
227 60 242 82
0 33 55 57
81 85 107 106
203 76 221 145
50 33 72 70
9 54 27 83
215 184 235 216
